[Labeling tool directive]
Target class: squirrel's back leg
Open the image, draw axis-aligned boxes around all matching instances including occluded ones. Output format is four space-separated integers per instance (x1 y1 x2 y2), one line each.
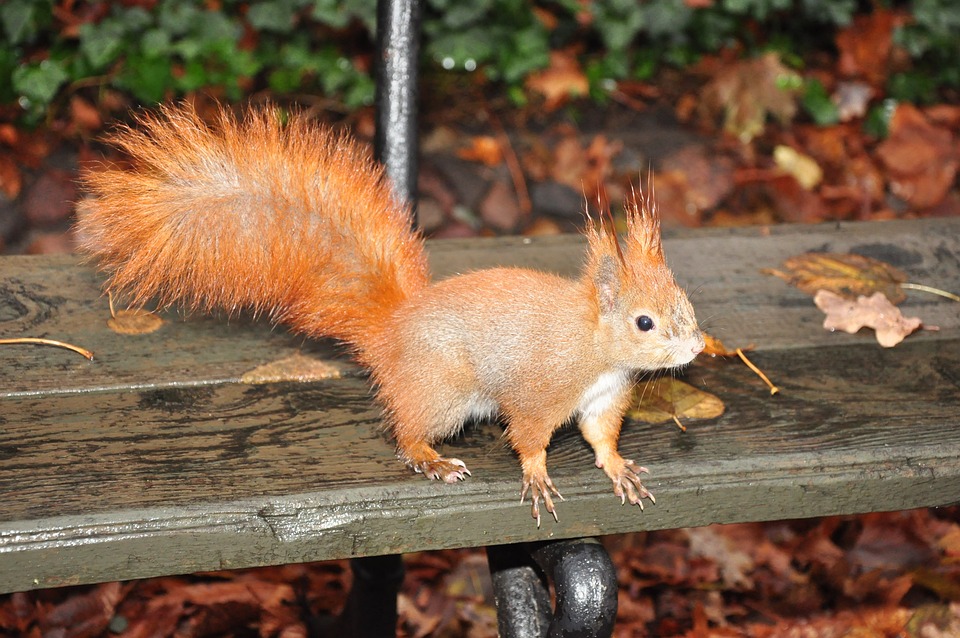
380 378 497 483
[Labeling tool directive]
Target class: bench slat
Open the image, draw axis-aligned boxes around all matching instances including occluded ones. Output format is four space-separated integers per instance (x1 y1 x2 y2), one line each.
3 217 959 398
1 218 958 593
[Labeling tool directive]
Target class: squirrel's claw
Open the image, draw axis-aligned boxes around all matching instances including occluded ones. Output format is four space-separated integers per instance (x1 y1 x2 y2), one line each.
521 473 563 527
414 457 472 483
611 460 654 509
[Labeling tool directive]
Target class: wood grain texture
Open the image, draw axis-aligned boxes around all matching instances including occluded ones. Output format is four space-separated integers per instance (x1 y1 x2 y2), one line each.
1 218 959 593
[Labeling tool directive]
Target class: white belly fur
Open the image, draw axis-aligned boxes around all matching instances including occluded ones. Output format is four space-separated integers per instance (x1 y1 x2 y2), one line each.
463 392 500 422
577 370 631 418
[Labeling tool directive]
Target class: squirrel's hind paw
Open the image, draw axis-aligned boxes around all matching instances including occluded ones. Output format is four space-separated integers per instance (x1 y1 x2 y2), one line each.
413 457 472 483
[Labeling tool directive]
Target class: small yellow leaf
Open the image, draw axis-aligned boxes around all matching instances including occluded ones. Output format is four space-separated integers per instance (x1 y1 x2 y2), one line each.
107 309 164 335
627 378 725 426
773 145 823 189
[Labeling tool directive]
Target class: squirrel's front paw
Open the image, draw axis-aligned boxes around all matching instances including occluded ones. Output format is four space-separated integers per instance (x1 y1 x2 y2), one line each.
610 459 655 509
520 472 564 527
413 457 472 483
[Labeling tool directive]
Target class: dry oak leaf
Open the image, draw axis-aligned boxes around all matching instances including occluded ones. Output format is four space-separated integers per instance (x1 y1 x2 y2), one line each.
764 252 908 304
628 378 725 429
814 290 922 347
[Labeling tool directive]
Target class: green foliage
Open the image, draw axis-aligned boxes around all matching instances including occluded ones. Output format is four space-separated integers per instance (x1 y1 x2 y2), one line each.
863 99 897 139
0 0 957 125
800 78 840 126
1 0 377 123
424 0 550 86
892 0 960 101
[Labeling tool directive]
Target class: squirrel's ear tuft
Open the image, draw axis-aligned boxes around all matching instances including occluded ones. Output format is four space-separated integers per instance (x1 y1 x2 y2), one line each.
625 177 664 262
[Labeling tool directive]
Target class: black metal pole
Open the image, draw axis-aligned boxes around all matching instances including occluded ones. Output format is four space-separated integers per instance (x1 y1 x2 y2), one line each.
374 0 422 212
335 1 422 636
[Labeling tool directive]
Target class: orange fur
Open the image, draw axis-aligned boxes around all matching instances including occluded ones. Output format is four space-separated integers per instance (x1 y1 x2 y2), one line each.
76 103 429 362
77 103 703 524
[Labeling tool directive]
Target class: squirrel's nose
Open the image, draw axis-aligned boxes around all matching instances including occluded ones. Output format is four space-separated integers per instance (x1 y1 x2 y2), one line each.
691 334 705 355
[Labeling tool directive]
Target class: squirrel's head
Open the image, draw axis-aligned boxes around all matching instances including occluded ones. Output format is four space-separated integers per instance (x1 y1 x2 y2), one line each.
584 182 704 372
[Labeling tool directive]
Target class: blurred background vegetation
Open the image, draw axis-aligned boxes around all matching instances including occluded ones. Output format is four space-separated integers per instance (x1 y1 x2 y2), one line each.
1 0 957 127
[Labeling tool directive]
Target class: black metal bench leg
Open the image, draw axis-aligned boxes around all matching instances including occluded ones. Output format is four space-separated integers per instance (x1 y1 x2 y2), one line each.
488 543 554 637
332 554 405 638
326 2 421 636
489 539 619 638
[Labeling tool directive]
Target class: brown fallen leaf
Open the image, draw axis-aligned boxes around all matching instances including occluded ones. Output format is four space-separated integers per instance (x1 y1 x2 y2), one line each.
876 103 958 210
702 333 751 357
835 9 898 86
766 252 960 305
628 377 725 431
814 290 924 347
764 252 908 303
0 152 22 199
39 581 124 637
524 50 589 111
456 135 502 166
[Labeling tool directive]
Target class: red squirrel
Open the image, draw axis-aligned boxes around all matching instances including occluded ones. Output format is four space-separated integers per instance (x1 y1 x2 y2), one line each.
76 103 704 525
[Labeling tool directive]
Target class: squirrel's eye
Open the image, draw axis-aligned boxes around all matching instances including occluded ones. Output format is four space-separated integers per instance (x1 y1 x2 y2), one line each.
636 315 655 332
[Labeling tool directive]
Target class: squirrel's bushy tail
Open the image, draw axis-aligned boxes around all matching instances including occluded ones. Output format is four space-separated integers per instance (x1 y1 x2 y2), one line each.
76 103 430 359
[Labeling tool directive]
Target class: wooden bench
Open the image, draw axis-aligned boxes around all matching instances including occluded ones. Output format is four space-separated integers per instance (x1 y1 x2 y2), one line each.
2 217 959 613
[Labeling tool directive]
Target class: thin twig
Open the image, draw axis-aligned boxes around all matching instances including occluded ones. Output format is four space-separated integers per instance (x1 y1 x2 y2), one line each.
0 338 94 361
902 282 960 302
736 348 779 396
671 415 687 432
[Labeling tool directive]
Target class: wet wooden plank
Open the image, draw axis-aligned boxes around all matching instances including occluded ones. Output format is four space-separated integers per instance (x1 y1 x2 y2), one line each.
2 217 958 397
1 338 957 593
1 217 959 593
